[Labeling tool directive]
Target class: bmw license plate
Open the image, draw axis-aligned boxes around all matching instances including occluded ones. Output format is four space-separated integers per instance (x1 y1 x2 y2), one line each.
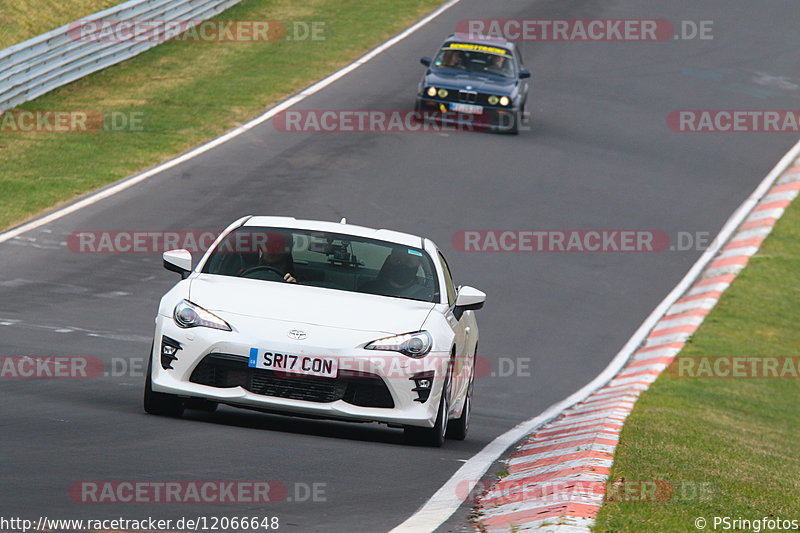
248 348 338 378
450 103 483 115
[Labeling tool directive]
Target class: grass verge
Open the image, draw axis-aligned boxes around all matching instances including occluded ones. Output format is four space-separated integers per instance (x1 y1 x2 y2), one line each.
592 191 800 531
0 1 128 49
0 0 443 231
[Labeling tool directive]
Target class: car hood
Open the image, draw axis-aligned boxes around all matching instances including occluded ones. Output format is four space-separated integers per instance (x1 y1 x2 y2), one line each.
424 69 517 94
188 274 436 335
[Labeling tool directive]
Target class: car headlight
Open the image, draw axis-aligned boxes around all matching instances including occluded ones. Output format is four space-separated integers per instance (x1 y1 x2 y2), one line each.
365 331 432 358
437 88 448 98
173 300 231 331
427 86 437 97
499 96 510 106
487 95 499 105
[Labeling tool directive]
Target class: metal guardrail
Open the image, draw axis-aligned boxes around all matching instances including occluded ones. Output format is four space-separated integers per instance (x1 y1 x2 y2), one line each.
0 0 243 112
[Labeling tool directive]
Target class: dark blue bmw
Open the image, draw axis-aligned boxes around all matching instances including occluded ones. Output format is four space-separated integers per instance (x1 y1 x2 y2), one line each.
416 34 530 133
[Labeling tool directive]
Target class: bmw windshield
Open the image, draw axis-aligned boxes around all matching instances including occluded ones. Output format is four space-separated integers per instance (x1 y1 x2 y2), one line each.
432 43 514 78
201 227 440 303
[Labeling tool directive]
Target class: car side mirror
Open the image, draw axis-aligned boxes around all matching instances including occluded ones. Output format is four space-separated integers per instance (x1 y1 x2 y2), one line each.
454 286 486 317
163 249 192 279
519 69 531 79
420 56 432 67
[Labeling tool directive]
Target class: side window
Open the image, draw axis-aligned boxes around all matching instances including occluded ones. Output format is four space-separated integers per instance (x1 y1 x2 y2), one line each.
437 251 457 305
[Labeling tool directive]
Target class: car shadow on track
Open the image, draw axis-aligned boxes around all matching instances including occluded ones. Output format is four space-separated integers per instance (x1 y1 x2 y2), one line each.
168 405 408 446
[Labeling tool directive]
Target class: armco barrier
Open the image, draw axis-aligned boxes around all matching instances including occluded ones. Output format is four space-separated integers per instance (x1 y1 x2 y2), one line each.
0 0 243 112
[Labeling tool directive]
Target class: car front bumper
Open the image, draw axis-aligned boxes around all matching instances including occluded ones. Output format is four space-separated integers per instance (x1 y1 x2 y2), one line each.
415 97 520 131
150 314 450 428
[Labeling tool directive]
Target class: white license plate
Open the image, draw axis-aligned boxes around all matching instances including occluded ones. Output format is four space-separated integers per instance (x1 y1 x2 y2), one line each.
248 348 338 378
450 103 483 115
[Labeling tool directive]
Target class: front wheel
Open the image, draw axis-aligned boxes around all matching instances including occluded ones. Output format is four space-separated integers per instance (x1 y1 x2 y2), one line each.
506 110 520 134
404 381 449 447
447 352 474 441
403 396 448 448
143 355 184 417
446 393 470 441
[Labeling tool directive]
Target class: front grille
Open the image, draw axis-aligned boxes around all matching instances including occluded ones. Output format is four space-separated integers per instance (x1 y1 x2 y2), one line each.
424 89 508 108
458 90 478 103
189 353 394 408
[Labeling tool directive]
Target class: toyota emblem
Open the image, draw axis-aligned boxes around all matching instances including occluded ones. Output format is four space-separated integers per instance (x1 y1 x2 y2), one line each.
287 329 307 340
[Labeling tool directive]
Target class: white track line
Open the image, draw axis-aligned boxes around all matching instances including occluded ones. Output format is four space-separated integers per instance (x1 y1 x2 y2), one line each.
389 140 800 532
0 0 462 245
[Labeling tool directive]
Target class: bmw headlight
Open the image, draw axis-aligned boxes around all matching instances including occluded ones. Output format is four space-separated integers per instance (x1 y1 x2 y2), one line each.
365 331 432 358
499 96 510 106
487 95 499 105
173 300 231 331
427 86 437 97
437 88 448 98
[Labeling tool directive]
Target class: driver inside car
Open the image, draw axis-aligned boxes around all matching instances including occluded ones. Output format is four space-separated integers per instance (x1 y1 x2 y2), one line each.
362 248 428 299
255 231 297 283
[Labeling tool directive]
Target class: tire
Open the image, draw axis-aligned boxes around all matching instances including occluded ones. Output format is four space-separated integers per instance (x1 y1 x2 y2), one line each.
143 354 184 417
404 388 449 447
446 395 470 440
446 352 475 441
507 110 520 134
405 364 452 447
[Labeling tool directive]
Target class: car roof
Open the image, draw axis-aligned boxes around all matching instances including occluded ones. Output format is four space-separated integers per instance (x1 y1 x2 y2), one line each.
443 32 517 52
241 216 426 248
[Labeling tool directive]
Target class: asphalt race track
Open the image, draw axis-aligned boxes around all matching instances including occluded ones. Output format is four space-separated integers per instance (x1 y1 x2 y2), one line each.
2 1 800 531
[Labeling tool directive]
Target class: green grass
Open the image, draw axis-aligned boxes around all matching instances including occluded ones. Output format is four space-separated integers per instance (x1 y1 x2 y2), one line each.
592 194 800 532
0 0 128 49
0 0 443 231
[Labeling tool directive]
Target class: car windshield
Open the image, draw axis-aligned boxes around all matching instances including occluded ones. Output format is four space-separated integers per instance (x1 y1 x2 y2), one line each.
432 43 514 78
201 227 440 303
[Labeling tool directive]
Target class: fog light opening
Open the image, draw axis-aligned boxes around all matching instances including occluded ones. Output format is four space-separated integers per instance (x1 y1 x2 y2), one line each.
410 371 435 403
160 336 182 370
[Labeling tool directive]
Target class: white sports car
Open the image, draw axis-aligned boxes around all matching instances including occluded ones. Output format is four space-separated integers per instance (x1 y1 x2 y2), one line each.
144 216 485 446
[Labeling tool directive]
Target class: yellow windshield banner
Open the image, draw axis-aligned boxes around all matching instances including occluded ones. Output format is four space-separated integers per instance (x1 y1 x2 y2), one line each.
447 43 509 55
